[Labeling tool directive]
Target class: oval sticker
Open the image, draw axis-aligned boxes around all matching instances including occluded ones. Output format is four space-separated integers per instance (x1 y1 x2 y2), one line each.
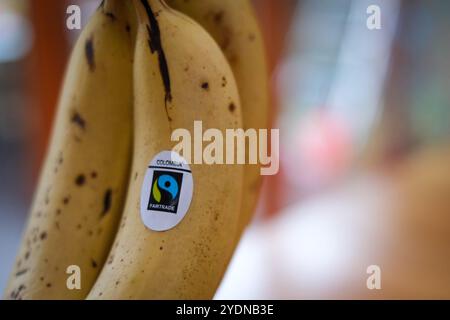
140 151 193 231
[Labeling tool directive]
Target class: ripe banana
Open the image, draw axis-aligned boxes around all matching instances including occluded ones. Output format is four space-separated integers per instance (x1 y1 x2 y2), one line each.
5 0 136 299
167 0 270 235
88 0 243 299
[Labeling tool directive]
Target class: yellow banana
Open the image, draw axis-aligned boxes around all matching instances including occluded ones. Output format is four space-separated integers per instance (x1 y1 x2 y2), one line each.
88 0 243 299
5 0 136 299
167 0 270 235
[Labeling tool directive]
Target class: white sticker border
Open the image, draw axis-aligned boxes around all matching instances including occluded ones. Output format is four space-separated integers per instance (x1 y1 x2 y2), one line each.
140 151 193 232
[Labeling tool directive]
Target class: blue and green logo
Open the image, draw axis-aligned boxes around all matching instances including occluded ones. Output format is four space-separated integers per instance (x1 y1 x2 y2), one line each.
148 171 183 214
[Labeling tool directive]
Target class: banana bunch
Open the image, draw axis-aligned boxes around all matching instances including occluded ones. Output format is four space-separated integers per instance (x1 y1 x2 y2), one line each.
5 0 136 300
167 0 270 238
5 0 268 300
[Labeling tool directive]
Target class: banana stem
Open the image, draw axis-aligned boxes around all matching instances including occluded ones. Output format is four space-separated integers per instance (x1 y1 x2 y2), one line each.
102 0 122 14
147 0 167 11
132 0 148 23
132 0 167 23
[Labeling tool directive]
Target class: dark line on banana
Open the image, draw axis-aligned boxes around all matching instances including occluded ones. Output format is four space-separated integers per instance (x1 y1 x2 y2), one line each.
101 188 112 217
15 269 28 277
85 37 95 72
140 0 173 122
104 11 117 21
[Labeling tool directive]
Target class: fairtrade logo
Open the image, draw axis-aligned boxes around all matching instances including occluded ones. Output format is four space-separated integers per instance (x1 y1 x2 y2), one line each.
148 171 183 214
152 174 179 203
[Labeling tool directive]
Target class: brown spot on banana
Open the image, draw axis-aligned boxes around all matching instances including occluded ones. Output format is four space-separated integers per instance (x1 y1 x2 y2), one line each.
201 82 210 91
63 196 70 205
213 11 224 24
71 111 86 129
75 174 86 186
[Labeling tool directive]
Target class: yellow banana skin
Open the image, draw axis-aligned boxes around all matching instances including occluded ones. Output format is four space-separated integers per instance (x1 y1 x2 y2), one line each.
5 1 135 299
167 0 270 235
88 0 243 299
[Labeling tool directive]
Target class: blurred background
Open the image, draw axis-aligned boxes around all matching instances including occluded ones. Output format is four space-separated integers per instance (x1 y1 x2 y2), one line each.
1 0 450 299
